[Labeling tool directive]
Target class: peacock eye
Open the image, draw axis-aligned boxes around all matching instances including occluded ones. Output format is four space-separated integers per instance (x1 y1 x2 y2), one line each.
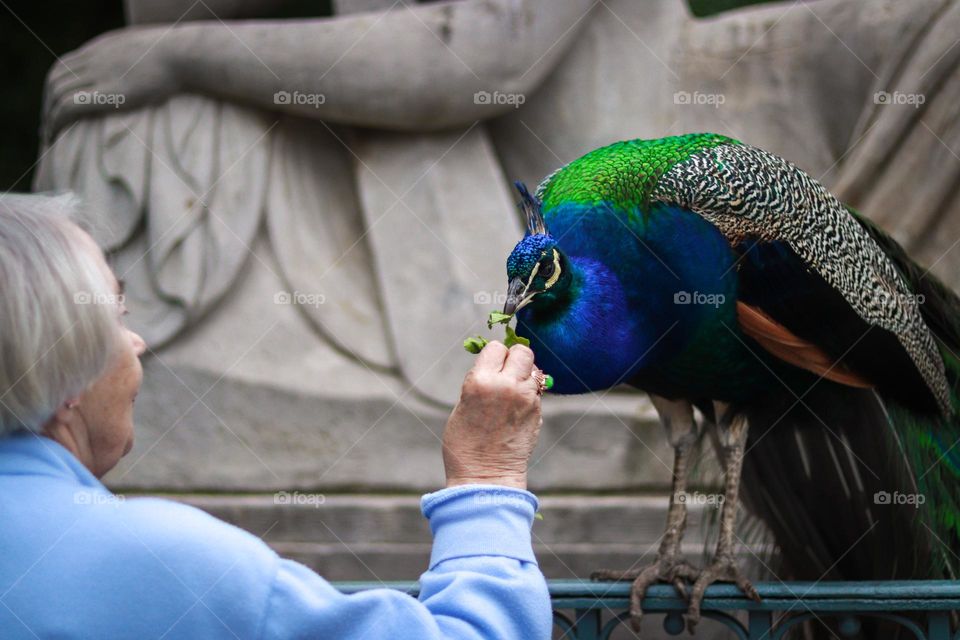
539 261 555 279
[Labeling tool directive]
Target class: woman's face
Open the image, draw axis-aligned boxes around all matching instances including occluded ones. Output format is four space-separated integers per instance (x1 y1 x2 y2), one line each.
71 230 146 476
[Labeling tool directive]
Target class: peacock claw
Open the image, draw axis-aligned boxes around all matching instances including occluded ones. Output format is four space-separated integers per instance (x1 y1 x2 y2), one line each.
591 554 700 632
685 555 761 633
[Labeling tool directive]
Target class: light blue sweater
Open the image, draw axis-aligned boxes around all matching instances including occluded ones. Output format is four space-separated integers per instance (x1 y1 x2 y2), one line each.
0 431 552 639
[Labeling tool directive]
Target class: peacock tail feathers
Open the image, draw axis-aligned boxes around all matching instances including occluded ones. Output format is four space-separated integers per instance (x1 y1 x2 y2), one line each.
851 208 960 579
736 204 960 586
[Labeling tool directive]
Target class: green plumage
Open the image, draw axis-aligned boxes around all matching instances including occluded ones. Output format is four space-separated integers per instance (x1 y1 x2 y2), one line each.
538 133 738 211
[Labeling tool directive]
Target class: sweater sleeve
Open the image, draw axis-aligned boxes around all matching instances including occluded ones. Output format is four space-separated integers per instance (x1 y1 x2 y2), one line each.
258 485 552 640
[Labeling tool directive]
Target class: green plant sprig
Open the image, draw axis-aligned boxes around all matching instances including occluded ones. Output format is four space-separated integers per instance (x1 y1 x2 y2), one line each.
463 311 553 391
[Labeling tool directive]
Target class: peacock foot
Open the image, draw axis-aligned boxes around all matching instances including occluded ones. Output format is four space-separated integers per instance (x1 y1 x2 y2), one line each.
591 554 700 632
685 554 761 633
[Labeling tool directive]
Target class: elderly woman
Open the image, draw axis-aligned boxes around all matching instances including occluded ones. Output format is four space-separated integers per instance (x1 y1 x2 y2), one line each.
0 194 551 639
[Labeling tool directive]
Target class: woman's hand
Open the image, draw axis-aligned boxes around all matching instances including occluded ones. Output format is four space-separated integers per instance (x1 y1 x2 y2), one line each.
442 342 543 490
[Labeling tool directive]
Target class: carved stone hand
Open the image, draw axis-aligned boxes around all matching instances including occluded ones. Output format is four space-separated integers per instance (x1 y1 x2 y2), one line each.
43 26 180 139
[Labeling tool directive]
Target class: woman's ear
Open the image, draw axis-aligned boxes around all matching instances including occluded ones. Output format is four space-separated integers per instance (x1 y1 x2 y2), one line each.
50 396 81 426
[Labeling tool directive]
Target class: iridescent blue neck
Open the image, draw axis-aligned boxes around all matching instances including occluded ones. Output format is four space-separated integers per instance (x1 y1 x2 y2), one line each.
517 255 667 394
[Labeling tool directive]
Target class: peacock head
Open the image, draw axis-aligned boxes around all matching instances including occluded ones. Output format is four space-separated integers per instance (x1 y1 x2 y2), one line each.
503 182 573 316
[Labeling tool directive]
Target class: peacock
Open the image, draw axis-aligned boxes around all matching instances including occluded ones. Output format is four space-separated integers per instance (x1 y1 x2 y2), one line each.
501 133 960 633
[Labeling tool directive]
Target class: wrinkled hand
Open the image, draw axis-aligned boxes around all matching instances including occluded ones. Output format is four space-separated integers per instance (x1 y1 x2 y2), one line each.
43 25 180 141
443 342 544 490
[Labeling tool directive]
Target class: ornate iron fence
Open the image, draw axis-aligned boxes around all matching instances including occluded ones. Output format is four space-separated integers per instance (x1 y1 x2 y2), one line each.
335 579 960 639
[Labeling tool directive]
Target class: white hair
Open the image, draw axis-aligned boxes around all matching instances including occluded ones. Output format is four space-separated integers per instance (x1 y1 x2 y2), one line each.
0 193 121 437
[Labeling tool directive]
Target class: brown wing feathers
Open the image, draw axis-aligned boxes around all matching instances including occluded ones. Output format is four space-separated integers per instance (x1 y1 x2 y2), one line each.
736 301 873 389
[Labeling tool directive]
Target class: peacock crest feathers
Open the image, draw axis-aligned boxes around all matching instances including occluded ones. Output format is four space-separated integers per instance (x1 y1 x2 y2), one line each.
514 180 547 236
506 233 555 281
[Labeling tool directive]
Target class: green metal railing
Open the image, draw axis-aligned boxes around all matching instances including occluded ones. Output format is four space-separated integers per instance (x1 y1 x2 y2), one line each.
335 579 960 638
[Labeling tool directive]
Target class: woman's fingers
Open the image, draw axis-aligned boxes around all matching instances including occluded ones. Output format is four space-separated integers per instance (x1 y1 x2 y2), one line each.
474 340 509 371
502 344 535 380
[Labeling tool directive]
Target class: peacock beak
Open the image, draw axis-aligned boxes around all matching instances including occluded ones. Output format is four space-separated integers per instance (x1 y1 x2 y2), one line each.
503 276 533 315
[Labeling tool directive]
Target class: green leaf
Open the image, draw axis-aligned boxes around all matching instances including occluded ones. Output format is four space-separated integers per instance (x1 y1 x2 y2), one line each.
462 336 489 354
487 311 512 329
504 325 530 348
